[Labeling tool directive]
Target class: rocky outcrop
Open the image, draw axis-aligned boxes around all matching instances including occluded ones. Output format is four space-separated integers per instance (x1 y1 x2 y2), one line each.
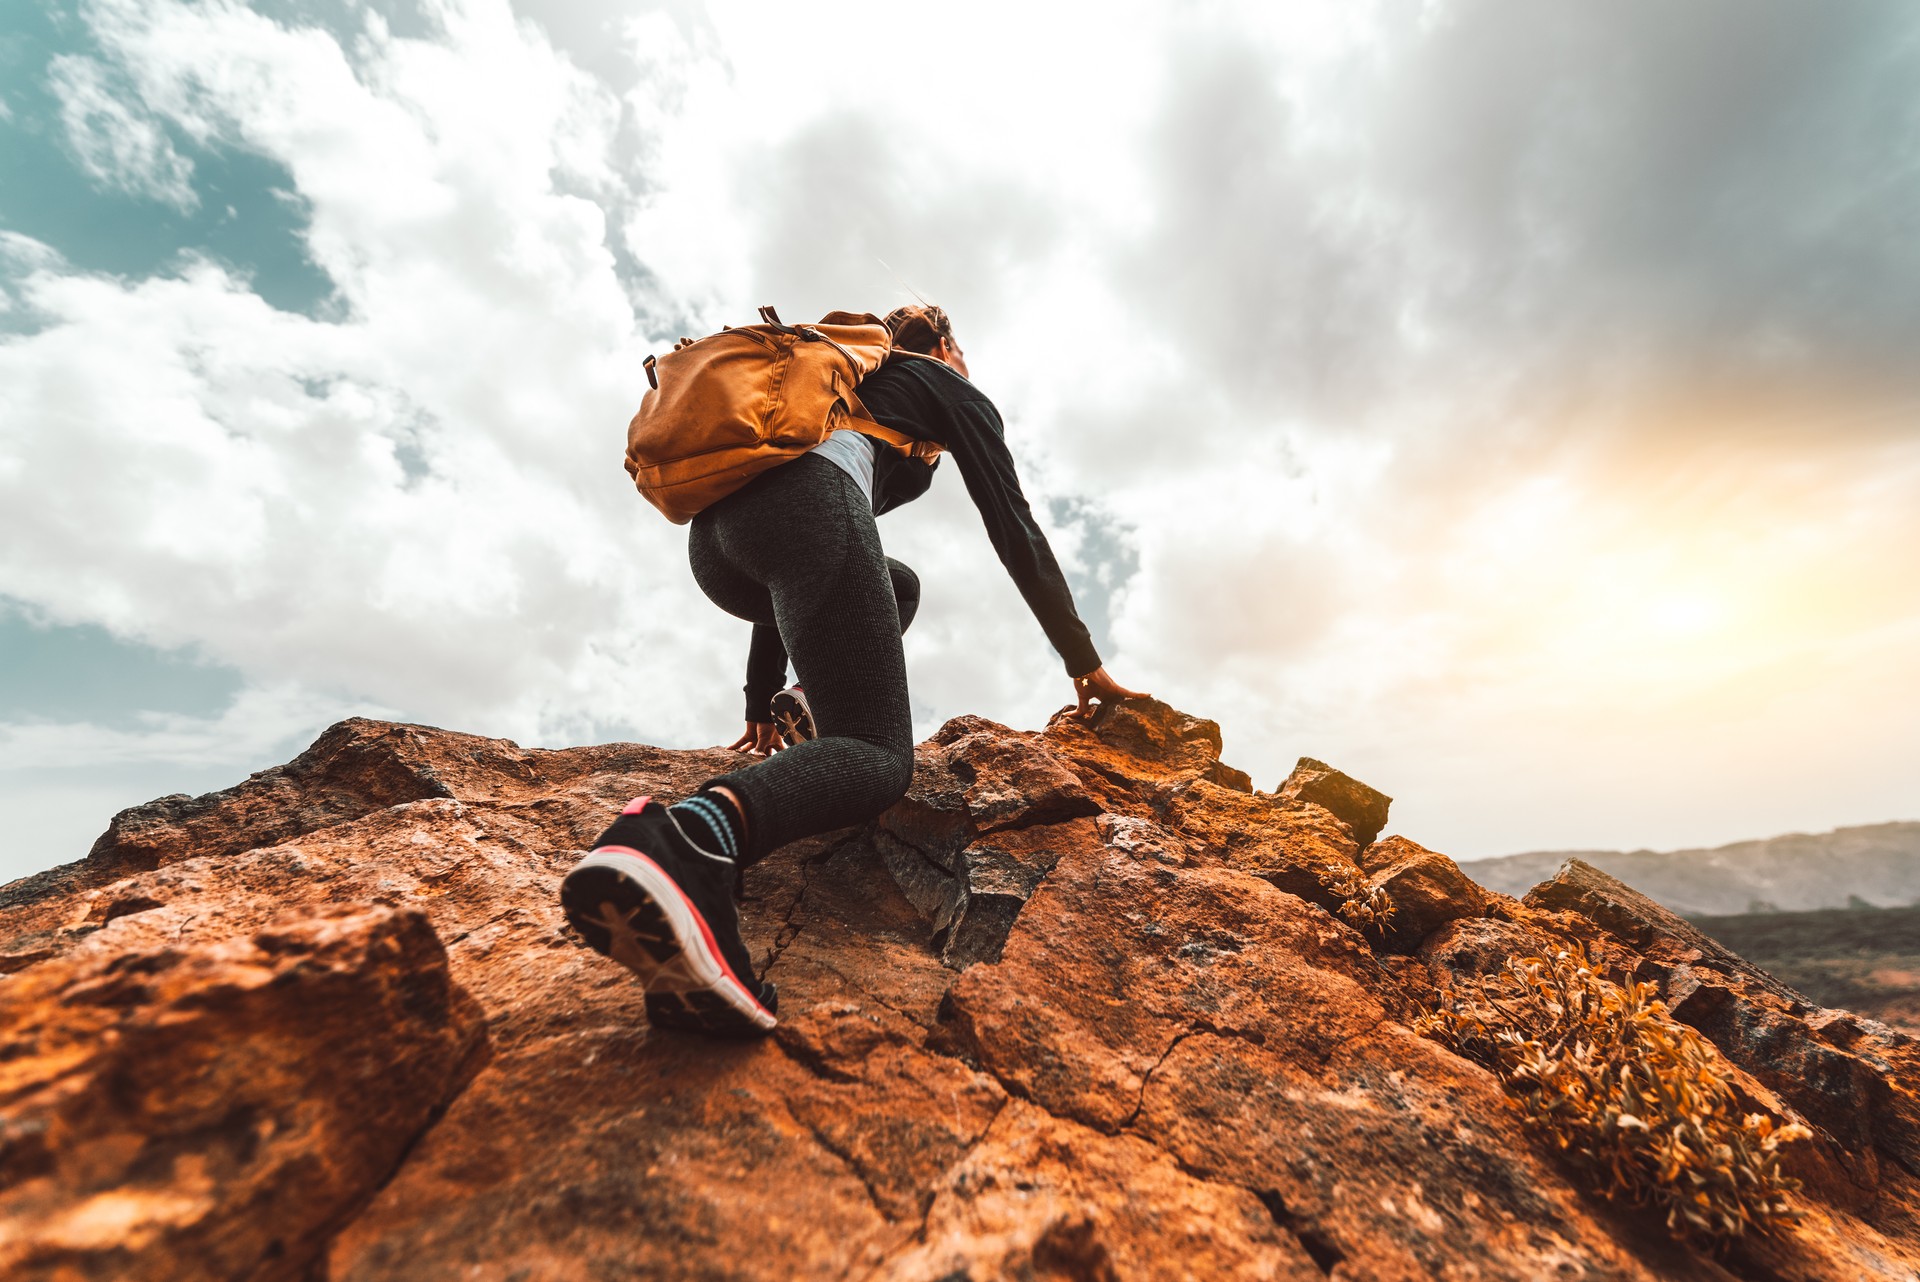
873 716 1100 969
1276 756 1393 848
1361 835 1493 952
1524 859 1920 1189
0 904 484 1282
3 703 1919 1279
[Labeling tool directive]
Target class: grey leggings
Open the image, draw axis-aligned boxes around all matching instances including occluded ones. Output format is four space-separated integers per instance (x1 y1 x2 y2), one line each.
690 454 915 865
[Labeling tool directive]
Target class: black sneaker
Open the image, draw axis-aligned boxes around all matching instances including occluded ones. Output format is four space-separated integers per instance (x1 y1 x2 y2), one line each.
769 685 815 748
560 796 777 1036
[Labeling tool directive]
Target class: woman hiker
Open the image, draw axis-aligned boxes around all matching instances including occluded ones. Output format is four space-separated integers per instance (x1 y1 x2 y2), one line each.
559 305 1149 1036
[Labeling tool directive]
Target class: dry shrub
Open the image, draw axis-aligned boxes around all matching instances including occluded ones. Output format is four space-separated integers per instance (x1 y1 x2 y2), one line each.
1327 867 1395 940
1415 946 1808 1245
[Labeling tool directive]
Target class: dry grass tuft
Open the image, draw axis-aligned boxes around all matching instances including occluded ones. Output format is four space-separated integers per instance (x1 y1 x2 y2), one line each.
1415 945 1808 1245
1328 867 1395 939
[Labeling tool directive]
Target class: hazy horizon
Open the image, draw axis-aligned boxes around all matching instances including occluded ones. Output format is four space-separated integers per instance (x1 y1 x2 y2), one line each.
1463 818 1920 863
4 0 1918 884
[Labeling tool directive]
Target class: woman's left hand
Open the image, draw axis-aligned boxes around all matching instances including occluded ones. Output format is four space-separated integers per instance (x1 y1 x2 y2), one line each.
727 722 783 755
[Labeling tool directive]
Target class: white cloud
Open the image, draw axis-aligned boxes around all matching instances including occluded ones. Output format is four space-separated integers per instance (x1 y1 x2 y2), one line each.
0 683 379 771
1 233 68 321
49 54 199 211
0 232 64 273
3 0 735 756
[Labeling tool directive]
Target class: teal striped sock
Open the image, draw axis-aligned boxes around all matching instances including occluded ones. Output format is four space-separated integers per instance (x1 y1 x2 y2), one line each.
669 792 742 864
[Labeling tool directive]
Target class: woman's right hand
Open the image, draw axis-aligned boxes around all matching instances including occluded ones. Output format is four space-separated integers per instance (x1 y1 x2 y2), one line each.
727 722 783 755
1071 667 1150 721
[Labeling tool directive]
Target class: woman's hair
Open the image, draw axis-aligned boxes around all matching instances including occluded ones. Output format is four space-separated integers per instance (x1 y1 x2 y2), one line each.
883 304 954 355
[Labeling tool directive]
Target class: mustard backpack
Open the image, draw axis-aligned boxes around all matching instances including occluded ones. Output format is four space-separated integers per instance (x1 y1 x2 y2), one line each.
624 306 944 524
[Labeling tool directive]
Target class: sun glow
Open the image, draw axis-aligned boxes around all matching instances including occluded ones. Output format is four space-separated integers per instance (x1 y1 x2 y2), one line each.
1645 592 1726 640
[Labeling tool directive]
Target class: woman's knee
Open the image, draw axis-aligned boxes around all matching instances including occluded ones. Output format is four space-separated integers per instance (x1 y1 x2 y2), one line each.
887 558 921 633
881 742 915 806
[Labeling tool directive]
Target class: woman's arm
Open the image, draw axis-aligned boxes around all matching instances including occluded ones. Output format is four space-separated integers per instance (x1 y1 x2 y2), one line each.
859 359 1149 716
940 396 1102 678
726 624 790 754
743 623 789 723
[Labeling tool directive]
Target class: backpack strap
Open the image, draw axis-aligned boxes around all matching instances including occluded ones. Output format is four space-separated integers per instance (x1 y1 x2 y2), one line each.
786 321 942 463
843 385 944 463
860 350 952 459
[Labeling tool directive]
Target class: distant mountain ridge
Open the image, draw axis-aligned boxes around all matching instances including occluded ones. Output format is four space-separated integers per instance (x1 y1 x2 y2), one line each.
1459 821 1920 916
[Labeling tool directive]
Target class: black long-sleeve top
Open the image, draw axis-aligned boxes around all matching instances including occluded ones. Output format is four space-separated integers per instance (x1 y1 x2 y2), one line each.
740 356 1101 720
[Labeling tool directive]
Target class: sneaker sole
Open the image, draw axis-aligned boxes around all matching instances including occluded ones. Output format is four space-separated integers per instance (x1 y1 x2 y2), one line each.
560 849 777 1035
770 688 815 748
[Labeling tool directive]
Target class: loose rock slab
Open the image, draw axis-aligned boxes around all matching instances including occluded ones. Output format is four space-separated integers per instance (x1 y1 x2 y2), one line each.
0 904 485 1282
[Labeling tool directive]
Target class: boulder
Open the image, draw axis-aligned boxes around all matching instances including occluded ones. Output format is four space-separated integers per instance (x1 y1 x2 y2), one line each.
1362 835 1494 952
941 840 1722 1280
0 905 484 1282
1276 756 1393 847
1420 915 1562 980
873 720 1100 967
1040 698 1250 815
872 1100 1323 1281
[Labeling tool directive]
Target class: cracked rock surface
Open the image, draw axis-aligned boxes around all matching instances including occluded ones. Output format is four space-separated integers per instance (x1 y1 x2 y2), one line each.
4 703 1920 1279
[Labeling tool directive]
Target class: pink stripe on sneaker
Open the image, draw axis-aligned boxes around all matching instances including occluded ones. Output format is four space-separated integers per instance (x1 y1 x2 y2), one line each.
587 846 772 1024
622 795 653 815
631 851 771 1019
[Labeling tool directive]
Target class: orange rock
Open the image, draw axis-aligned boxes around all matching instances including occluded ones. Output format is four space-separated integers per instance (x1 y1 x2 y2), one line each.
0 904 483 1282
1040 698 1250 815
1277 755 1394 847
1361 834 1495 952
3 709 1918 1279
874 1100 1324 1280
1164 780 1366 913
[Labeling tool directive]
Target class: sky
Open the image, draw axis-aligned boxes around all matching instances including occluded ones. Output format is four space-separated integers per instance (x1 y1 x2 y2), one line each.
2 0 1917 884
